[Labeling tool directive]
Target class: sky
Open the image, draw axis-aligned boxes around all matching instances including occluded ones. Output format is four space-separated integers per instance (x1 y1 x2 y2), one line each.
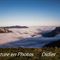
0 0 60 26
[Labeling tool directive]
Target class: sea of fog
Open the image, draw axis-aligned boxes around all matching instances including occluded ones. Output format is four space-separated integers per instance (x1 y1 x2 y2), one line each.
0 26 60 48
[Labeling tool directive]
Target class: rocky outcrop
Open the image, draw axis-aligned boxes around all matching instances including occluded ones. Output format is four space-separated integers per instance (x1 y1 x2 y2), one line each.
42 27 60 37
0 28 12 33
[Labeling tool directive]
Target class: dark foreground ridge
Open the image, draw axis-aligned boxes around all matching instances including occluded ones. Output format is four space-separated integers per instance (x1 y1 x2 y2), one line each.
42 27 60 37
0 48 60 60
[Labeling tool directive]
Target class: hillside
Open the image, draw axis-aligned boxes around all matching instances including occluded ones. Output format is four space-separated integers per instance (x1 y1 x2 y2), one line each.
42 27 60 37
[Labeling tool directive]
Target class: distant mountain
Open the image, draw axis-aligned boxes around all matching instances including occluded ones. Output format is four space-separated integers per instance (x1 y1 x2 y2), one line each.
0 25 28 28
0 25 28 33
42 27 60 37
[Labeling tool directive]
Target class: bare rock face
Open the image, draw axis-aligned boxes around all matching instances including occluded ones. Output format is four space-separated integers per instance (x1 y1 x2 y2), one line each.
0 28 12 33
42 27 60 37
